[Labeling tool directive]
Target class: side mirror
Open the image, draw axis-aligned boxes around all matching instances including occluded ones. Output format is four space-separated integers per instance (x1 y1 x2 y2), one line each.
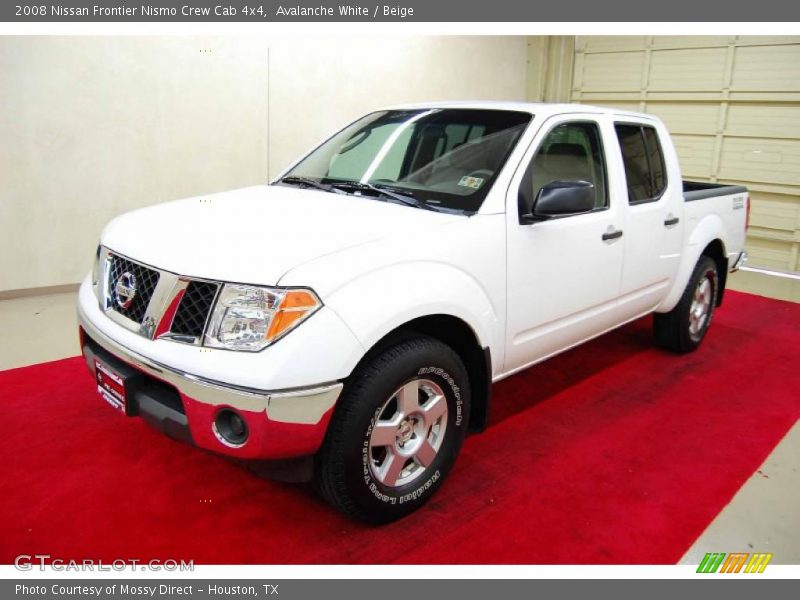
521 180 595 223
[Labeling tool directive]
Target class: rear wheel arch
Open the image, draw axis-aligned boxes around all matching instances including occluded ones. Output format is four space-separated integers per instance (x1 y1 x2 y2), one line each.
654 254 719 353
657 230 728 314
700 239 728 307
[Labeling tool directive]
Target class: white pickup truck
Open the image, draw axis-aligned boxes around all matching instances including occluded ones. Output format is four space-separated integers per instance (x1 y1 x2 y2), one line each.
78 102 748 523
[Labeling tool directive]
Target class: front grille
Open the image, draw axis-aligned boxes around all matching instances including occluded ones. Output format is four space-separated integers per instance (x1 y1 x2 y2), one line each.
107 255 160 324
170 281 219 338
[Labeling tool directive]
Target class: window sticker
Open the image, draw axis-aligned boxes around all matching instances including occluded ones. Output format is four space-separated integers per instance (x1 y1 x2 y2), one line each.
458 176 484 189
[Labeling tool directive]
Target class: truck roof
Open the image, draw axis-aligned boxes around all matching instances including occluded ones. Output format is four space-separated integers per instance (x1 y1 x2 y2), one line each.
384 100 659 122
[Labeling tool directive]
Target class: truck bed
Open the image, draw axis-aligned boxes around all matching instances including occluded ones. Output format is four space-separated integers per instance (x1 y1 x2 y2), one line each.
683 180 747 202
681 180 748 273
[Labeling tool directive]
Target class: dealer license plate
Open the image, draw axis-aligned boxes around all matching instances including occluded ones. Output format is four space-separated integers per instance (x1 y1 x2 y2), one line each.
94 357 127 414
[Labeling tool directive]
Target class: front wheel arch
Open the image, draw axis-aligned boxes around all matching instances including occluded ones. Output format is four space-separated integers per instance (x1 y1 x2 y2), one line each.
346 314 491 433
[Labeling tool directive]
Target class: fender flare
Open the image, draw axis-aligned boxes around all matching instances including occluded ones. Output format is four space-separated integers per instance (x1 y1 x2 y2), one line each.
656 213 728 313
321 261 500 432
322 260 500 373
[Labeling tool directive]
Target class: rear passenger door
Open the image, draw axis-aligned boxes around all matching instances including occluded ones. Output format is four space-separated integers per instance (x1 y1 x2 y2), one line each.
612 120 683 319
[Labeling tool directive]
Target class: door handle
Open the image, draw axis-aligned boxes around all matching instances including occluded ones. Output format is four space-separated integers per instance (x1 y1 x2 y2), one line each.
602 228 623 242
664 216 680 227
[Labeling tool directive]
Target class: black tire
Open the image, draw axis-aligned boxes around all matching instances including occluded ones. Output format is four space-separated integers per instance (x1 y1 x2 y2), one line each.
654 255 719 353
314 336 470 524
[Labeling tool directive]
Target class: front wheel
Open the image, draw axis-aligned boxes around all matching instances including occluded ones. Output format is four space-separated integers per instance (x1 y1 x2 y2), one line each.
314 336 470 524
654 255 719 353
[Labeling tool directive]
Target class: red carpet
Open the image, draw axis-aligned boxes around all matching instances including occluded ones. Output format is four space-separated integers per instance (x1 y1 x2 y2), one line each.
1 291 798 564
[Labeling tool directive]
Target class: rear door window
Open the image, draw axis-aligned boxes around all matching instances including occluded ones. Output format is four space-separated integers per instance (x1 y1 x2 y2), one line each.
614 124 668 204
643 127 667 195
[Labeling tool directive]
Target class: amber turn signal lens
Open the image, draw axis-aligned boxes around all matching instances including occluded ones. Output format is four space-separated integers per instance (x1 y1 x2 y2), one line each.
265 290 322 342
280 290 320 309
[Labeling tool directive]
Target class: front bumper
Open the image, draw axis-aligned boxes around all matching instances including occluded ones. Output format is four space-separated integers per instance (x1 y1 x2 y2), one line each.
78 305 343 460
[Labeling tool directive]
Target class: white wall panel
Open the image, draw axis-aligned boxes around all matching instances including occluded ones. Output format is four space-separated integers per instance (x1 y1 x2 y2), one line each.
0 36 527 292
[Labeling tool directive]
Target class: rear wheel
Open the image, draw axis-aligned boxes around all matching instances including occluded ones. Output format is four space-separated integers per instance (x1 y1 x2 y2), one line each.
654 255 719 353
314 336 470 524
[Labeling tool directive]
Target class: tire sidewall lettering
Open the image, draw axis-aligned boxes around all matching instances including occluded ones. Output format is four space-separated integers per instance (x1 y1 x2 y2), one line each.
360 365 460 505
417 366 463 427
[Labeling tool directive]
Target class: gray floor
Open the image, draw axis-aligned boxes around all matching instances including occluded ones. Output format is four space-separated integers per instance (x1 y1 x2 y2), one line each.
0 291 79 370
680 421 800 565
1 290 798 564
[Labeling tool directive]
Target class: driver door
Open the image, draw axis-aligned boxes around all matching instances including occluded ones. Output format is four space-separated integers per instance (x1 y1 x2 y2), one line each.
504 114 625 373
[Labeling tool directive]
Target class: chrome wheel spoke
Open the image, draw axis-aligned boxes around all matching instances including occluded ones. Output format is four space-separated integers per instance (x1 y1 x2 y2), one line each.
368 377 449 489
378 452 406 487
415 440 437 468
396 380 420 415
371 421 400 447
689 274 713 338
422 393 447 425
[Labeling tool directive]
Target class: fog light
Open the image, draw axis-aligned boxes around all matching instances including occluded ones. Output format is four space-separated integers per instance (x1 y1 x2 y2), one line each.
214 409 249 447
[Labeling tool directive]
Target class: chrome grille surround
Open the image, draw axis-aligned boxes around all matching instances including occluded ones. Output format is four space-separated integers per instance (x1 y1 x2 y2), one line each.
170 280 220 338
106 254 160 324
96 246 218 345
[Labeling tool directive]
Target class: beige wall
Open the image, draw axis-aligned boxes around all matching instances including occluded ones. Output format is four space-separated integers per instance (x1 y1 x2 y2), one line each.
268 36 527 178
0 35 527 293
526 36 574 103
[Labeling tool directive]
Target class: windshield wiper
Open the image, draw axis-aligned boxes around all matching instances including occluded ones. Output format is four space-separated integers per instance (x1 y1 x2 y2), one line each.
330 181 441 212
278 176 345 195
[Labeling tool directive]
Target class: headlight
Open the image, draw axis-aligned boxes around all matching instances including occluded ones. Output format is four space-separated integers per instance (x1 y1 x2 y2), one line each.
204 284 322 352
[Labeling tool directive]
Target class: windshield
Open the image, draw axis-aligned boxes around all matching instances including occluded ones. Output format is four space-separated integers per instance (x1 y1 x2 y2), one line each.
277 109 532 214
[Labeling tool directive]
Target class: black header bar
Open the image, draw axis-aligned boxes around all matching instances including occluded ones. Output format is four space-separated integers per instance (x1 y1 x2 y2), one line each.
3 0 800 22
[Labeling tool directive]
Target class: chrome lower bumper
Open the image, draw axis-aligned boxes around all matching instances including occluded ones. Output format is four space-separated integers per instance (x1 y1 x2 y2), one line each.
78 305 342 459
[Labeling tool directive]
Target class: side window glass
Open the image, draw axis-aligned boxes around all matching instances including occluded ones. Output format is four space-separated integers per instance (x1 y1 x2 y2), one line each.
525 122 608 213
614 125 651 203
614 123 668 204
643 127 667 197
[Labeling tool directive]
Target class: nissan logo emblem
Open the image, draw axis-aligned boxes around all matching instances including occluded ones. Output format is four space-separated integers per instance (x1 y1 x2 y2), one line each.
114 272 137 309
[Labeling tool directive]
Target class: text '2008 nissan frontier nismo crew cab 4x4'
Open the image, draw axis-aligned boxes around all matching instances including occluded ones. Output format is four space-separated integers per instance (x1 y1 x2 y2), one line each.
78 102 749 523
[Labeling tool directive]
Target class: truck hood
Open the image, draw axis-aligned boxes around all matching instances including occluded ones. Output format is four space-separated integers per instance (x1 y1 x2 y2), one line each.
101 185 465 286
